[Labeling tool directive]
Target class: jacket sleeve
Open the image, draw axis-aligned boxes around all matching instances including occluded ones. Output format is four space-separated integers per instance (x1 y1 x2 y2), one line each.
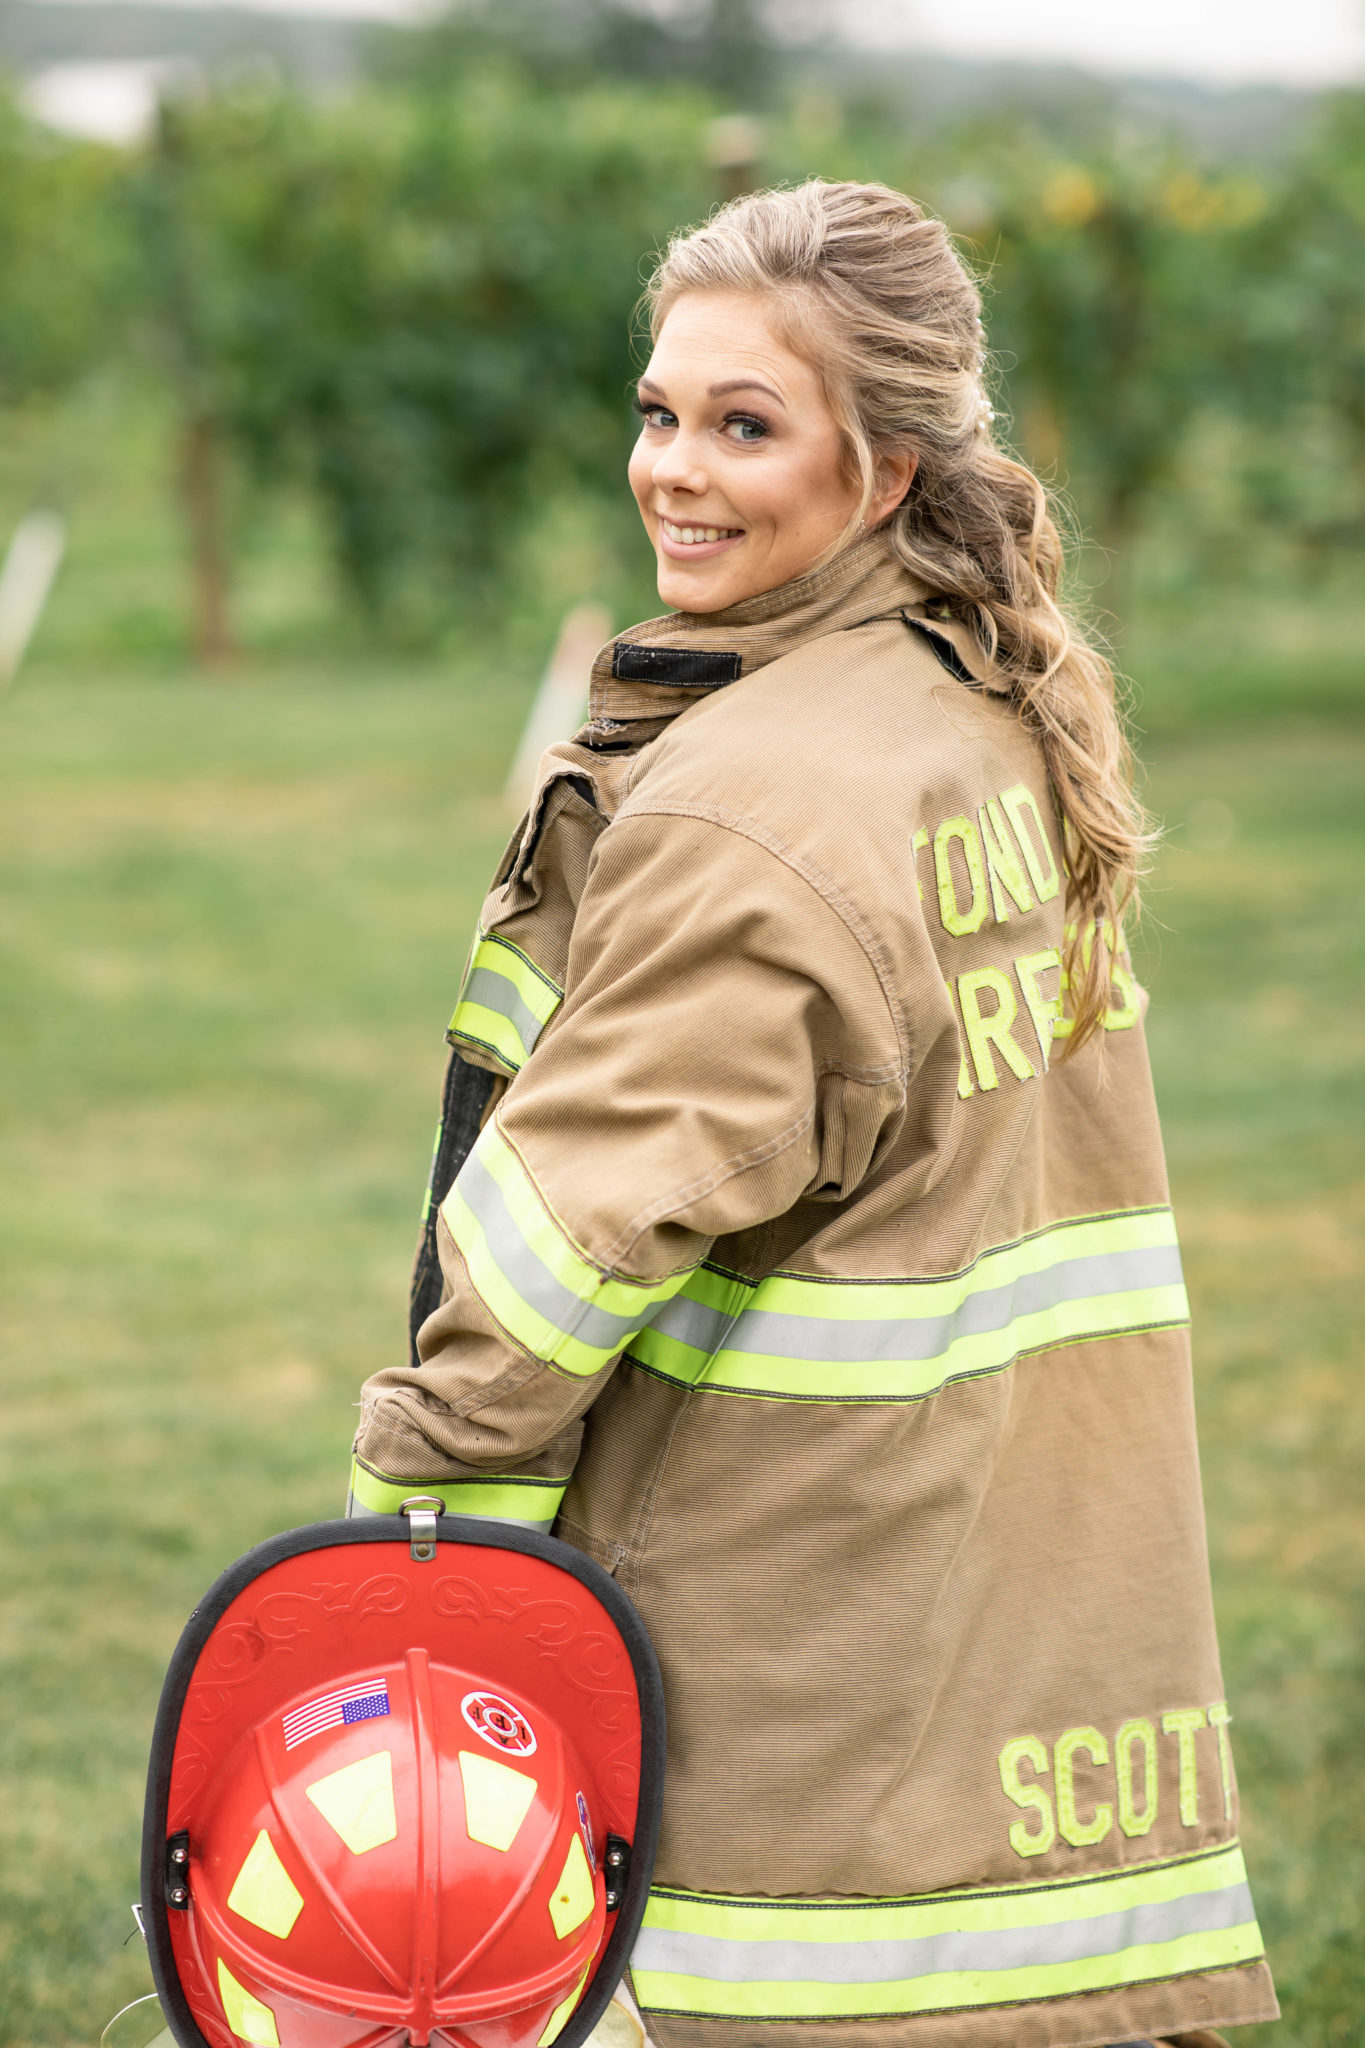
349 807 906 1526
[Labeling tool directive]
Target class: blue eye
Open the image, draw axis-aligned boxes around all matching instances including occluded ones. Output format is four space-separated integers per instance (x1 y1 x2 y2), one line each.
634 399 677 430
727 414 770 443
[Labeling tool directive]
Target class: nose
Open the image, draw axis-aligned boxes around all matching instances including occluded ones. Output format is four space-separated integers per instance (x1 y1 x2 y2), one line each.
649 427 709 499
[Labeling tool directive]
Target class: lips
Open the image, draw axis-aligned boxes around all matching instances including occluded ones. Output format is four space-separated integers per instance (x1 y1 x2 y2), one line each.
656 518 746 564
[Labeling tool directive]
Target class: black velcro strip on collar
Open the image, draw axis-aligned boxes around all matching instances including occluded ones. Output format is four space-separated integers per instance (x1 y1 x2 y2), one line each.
901 614 977 684
612 643 743 687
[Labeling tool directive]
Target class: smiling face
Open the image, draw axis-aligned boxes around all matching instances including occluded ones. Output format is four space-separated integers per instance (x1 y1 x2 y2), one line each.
629 290 908 614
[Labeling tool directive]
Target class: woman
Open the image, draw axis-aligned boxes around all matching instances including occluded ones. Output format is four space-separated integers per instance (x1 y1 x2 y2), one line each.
349 182 1277 2048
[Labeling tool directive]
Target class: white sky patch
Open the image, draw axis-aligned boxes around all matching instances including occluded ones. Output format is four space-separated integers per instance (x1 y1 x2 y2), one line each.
25 0 441 15
838 0 1365 89
22 58 193 141
15 0 1365 85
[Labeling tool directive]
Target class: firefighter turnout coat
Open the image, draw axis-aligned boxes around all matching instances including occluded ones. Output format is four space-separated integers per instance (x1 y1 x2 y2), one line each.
350 535 1277 2048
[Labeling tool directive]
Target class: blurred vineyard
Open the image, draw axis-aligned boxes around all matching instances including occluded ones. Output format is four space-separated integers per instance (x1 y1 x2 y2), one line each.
0 6 1363 2047
1 0 1362 654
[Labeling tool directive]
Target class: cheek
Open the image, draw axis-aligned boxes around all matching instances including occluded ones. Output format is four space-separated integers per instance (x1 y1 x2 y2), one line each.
790 434 858 522
750 439 855 542
627 437 654 509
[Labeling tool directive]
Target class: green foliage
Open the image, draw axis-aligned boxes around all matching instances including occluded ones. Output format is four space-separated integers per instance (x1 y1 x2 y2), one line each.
0 99 132 405
0 61 1360 649
1216 89 1365 564
125 74 715 626
946 142 1270 550
373 0 784 102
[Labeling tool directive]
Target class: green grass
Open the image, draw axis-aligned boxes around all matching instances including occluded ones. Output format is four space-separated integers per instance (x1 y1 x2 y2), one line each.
0 393 1362 2044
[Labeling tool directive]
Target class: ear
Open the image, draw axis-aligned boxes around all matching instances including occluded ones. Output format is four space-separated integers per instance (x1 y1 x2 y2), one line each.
869 448 917 526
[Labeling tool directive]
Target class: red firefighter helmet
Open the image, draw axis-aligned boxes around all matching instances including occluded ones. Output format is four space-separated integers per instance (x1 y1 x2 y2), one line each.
140 1511 664 2048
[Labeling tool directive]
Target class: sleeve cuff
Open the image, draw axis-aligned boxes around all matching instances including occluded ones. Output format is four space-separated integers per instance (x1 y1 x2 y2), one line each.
346 1456 568 1533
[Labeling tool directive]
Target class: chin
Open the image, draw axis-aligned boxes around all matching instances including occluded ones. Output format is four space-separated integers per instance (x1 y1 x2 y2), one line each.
656 560 742 615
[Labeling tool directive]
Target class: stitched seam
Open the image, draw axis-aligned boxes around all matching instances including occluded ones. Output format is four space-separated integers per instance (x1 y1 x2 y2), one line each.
645 1834 1242 1905
617 799 911 1073
433 1212 611 1393
626 1315 1194 1405
639 1962 1261 2023
476 929 564 996
599 1102 817 1270
492 1113 701 1292
617 1382 693 1599
353 1452 568 1490
744 1200 1178 1288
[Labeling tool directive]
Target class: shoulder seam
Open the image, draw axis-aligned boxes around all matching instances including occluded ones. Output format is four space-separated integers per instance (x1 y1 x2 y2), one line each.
612 797 912 1078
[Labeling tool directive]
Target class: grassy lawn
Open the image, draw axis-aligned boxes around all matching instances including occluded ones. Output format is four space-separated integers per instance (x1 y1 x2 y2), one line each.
0 417 1361 2042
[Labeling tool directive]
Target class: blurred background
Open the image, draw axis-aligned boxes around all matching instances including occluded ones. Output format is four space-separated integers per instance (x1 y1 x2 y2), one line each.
0 0 1361 2041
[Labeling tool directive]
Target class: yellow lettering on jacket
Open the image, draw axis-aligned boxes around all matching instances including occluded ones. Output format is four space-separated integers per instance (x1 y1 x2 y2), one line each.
999 1699 1232 1860
944 980 975 1098
978 798 1034 921
1162 1707 1207 1827
910 825 929 901
1208 1700 1235 1821
1054 1726 1113 1846
957 967 1037 1089
1108 948 1142 1031
934 816 989 936
1052 920 1142 1040
1000 785 1061 903
1014 947 1062 1067
998 1736 1055 1857
1115 1717 1158 1837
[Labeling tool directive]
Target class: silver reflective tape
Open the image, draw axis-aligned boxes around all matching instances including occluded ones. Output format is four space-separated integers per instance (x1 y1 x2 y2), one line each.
649 1290 735 1356
718 1245 1183 1366
632 1880 1255 1987
457 1145 655 1356
458 965 550 1056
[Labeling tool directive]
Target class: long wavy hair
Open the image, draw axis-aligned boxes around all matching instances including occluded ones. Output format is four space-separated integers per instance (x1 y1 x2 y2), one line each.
642 178 1151 1054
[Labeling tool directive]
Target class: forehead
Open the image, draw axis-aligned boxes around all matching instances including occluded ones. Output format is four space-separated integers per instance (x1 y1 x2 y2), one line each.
644 290 820 400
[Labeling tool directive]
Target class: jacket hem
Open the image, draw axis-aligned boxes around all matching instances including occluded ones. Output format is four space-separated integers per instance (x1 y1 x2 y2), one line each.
635 1958 1277 2046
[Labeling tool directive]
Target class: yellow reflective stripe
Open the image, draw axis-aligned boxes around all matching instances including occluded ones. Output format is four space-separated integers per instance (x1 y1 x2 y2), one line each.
448 932 562 1073
538 1964 592 2047
304 1752 397 1856
459 1751 539 1851
442 1121 695 1377
629 1207 1187 1403
632 1842 1264 2020
348 1458 567 1530
226 1830 304 1939
217 1959 280 2046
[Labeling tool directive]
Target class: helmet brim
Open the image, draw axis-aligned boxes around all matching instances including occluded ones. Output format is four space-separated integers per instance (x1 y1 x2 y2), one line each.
141 1517 665 2048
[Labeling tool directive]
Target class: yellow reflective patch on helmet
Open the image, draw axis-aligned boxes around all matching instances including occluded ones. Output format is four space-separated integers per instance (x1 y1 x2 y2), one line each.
548 1831 596 1939
305 1750 398 1855
226 1829 304 1939
459 1749 538 1851
216 1959 280 2047
537 1963 592 2047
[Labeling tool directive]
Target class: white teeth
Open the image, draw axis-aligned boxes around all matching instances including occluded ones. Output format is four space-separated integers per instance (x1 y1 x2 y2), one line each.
663 519 740 545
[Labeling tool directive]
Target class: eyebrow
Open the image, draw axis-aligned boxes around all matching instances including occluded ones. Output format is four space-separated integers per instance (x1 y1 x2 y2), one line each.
636 376 787 408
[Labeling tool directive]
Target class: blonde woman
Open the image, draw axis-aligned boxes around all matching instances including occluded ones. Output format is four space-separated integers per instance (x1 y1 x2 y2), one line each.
350 181 1277 2048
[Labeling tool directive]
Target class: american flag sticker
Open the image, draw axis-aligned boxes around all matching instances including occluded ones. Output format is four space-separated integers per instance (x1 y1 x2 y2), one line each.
282 1679 391 1750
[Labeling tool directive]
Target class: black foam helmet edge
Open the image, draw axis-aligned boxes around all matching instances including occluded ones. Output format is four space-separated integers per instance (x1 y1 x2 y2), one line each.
141 1517 667 2048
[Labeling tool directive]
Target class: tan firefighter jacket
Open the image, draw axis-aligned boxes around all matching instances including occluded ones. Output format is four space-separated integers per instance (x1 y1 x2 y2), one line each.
350 535 1276 2048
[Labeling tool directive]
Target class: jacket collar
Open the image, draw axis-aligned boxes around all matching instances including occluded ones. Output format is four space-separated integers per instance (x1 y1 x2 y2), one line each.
588 532 948 725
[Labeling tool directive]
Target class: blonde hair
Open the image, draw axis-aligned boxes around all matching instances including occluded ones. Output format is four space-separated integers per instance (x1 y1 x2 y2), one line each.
643 178 1150 1054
